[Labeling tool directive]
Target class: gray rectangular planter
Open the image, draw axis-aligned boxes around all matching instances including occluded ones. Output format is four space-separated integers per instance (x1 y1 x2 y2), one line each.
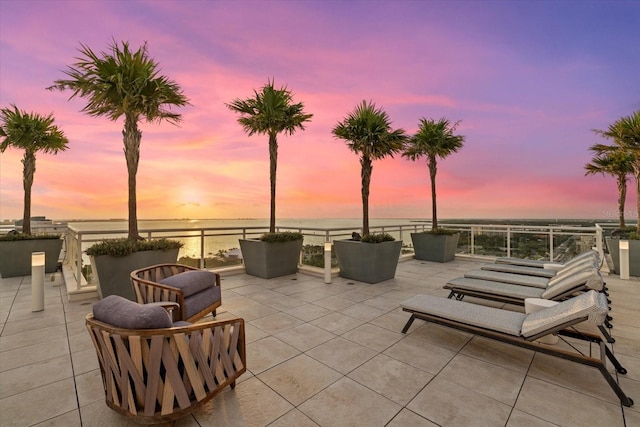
411 232 459 263
91 248 179 300
334 239 402 284
605 238 640 277
0 238 63 278
239 238 303 279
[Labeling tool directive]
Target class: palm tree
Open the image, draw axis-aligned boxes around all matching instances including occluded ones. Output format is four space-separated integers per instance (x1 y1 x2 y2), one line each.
48 40 189 241
593 111 640 234
585 144 634 227
226 80 312 233
0 105 69 235
333 100 407 236
402 118 465 231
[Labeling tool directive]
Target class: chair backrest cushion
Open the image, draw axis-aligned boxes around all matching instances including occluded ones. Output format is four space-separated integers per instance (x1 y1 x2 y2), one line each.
541 268 603 299
521 291 608 338
93 295 173 329
159 270 216 297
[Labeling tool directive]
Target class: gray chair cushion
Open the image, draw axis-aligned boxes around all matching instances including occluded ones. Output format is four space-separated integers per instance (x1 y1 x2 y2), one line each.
464 269 549 288
541 268 603 299
445 277 544 299
521 291 608 338
184 286 221 319
93 295 173 329
401 294 526 336
159 270 217 297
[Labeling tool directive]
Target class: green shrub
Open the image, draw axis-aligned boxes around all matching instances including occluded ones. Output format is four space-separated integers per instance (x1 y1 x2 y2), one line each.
86 238 183 257
0 233 61 241
259 231 303 243
419 228 458 236
629 232 640 240
361 232 395 243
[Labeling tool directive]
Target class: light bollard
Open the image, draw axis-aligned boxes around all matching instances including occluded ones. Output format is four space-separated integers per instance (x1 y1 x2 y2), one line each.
31 252 45 312
619 240 630 280
324 242 332 284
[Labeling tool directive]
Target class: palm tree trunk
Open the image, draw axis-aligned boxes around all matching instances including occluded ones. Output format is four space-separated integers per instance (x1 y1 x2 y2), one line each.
124 115 141 241
428 156 438 231
22 150 36 235
361 156 372 236
616 175 627 228
269 133 278 233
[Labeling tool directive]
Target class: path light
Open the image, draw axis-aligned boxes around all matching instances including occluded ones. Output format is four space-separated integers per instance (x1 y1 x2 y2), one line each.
31 252 45 312
324 242 332 284
619 240 629 280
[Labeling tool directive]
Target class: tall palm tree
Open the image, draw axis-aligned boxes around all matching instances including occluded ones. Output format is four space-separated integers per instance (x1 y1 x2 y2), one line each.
333 100 407 236
226 80 312 233
402 118 465 231
593 111 640 233
585 144 634 227
0 105 69 235
48 40 189 241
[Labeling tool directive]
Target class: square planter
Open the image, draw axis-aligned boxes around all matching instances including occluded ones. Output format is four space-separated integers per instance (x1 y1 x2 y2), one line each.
334 239 402 284
605 238 640 277
411 232 459 263
239 238 303 279
0 238 63 278
91 248 179 300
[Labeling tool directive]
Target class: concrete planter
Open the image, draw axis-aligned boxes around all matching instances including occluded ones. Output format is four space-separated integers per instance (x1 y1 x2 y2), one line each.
91 249 179 300
334 239 402 284
0 238 63 278
411 232 459 262
605 238 640 277
239 238 303 279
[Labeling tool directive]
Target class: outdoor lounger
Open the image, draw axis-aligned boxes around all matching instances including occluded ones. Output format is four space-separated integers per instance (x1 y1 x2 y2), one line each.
400 291 633 407
493 249 600 270
481 252 599 278
465 260 599 289
443 267 615 343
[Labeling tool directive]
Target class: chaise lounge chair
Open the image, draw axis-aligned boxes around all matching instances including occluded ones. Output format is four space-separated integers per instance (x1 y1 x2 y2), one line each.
494 249 599 270
481 252 599 278
465 261 599 288
400 291 633 407
444 267 615 343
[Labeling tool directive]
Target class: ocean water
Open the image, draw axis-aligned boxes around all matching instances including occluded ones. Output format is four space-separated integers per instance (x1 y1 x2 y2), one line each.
69 218 422 259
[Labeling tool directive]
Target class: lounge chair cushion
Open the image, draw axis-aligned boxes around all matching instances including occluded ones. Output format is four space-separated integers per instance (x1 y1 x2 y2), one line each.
521 291 608 338
464 270 549 288
159 270 217 297
93 295 173 329
401 294 526 336
445 277 544 299
541 268 603 299
480 263 557 278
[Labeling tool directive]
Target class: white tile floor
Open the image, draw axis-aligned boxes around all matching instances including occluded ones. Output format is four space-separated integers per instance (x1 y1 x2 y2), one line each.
0 257 638 426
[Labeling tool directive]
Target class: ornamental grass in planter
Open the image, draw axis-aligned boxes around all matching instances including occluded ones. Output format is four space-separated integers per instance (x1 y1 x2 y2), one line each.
87 238 183 300
334 233 402 284
239 231 303 279
0 233 63 278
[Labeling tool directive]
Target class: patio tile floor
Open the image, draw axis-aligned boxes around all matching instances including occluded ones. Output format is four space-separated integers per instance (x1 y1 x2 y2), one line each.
0 257 638 426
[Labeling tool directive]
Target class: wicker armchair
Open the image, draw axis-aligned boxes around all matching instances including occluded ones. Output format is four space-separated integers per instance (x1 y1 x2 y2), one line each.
131 264 221 322
86 298 246 426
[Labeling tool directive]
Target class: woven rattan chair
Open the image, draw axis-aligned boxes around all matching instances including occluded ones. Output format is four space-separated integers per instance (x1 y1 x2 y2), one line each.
86 296 246 426
131 263 221 322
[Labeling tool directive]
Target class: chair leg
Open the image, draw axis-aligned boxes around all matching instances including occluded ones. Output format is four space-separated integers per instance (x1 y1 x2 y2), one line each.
401 314 417 334
212 309 217 318
231 380 236 389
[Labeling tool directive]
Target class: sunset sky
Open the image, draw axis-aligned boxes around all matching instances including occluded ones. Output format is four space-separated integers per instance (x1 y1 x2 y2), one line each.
1 0 639 222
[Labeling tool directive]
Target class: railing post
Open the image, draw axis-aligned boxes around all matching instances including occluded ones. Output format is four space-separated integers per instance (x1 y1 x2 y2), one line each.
470 227 475 256
76 231 83 291
200 230 205 269
595 224 604 261
324 240 332 284
549 228 554 262
507 227 511 258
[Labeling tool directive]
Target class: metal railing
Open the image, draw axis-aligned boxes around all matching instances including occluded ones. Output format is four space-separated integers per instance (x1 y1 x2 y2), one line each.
59 221 604 293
